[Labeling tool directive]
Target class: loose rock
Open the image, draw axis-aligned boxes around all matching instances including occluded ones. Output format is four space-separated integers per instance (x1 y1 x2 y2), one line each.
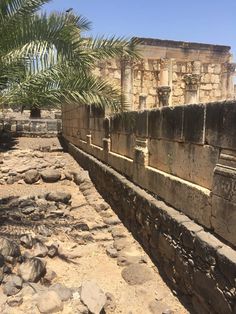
121 264 153 285
46 191 71 204
0 237 21 258
36 290 63 313
18 257 46 282
41 169 61 183
20 234 33 249
2 275 23 296
50 283 72 301
7 295 23 307
80 280 106 314
24 169 40 184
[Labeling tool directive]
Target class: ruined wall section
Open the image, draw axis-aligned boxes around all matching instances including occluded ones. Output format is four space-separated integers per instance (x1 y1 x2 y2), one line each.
92 38 235 109
62 101 236 247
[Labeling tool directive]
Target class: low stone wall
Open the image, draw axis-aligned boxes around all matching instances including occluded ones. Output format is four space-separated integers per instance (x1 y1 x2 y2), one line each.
66 141 236 314
62 101 236 247
0 119 62 137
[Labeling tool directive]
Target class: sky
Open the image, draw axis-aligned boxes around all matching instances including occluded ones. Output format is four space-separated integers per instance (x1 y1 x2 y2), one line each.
42 0 236 61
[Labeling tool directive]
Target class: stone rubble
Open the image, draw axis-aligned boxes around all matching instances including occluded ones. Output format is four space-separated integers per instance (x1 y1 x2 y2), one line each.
0 139 189 314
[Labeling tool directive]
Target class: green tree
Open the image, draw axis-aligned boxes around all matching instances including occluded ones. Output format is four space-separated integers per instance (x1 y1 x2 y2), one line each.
0 0 139 118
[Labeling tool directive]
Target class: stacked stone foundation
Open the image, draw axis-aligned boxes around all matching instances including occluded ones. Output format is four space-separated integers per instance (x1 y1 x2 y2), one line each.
65 142 236 314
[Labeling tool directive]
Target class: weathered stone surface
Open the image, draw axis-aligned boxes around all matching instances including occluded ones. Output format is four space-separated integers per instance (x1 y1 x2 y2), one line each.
104 292 116 313
37 290 63 313
41 169 61 183
183 104 205 144
33 242 48 258
66 140 235 313
3 275 23 296
106 245 118 258
21 206 36 215
20 234 33 249
205 101 236 149
50 283 72 301
7 295 23 307
24 169 40 184
46 191 71 204
74 171 90 185
121 264 153 285
0 237 20 258
80 280 106 314
18 258 46 282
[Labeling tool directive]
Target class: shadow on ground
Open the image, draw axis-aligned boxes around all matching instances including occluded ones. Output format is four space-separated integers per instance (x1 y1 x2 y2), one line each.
0 131 18 151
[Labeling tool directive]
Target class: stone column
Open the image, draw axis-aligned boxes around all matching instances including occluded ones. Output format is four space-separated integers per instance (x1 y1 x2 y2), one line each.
183 74 201 104
121 58 133 111
157 58 171 107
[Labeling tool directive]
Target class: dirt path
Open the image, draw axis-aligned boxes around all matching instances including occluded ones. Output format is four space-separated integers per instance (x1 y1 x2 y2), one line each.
0 138 189 314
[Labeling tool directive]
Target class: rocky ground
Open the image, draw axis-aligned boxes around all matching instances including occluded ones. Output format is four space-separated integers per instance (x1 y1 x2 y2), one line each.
0 137 189 314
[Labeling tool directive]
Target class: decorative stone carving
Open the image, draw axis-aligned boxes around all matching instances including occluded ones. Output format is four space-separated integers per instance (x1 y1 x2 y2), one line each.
183 74 201 91
223 62 236 74
157 86 171 107
160 58 169 71
212 150 236 246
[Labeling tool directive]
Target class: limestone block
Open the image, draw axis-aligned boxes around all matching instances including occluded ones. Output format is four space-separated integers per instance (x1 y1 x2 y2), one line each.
145 166 212 228
149 139 219 189
135 111 148 138
211 74 220 84
111 133 135 159
205 101 236 149
148 109 161 139
160 106 184 141
214 64 221 74
183 104 205 144
212 195 236 246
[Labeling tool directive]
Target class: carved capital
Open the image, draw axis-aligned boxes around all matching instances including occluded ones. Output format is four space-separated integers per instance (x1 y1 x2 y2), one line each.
223 63 236 74
160 58 169 71
157 86 171 107
183 74 201 91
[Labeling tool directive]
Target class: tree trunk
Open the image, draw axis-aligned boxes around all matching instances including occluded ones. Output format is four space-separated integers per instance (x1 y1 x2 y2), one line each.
30 107 41 119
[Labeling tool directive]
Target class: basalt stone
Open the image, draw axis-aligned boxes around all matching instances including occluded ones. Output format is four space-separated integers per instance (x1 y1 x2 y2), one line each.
41 169 61 183
46 191 71 204
3 275 23 296
20 234 33 249
0 237 21 258
74 171 90 185
24 169 40 184
33 242 48 258
121 264 153 285
21 206 36 215
18 257 46 282
47 244 58 258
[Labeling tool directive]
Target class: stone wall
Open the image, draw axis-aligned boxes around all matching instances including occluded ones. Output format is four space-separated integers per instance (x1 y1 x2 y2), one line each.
0 119 62 137
94 38 236 110
65 141 236 314
62 100 236 247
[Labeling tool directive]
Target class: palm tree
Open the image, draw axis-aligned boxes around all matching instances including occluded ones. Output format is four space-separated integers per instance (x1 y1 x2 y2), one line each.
0 0 139 118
